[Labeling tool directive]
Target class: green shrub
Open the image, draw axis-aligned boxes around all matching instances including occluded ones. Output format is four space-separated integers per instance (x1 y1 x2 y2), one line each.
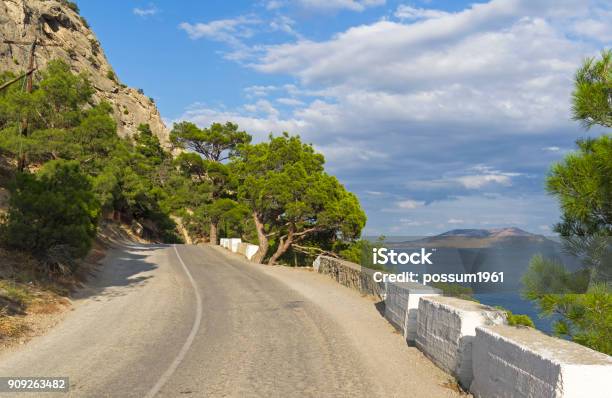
89 39 100 55
1 160 100 272
502 308 535 328
106 70 117 82
60 0 79 14
80 16 90 29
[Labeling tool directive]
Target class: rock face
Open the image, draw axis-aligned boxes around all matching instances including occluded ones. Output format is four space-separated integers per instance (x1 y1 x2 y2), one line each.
0 0 169 145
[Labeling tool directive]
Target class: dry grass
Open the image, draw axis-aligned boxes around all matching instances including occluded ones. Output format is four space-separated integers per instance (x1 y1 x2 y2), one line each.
0 316 28 338
442 379 470 395
0 248 76 345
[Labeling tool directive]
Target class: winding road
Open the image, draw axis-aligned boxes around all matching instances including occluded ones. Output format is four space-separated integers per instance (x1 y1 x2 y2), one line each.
0 244 463 397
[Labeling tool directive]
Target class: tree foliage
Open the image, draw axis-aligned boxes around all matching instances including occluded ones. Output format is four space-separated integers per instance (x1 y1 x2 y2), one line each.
170 121 251 244
524 48 611 355
0 60 184 272
232 133 367 264
523 256 611 354
171 121 251 162
572 49 612 129
1 160 99 272
547 135 611 236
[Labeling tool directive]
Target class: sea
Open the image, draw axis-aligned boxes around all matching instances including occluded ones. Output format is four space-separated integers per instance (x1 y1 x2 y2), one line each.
473 292 557 334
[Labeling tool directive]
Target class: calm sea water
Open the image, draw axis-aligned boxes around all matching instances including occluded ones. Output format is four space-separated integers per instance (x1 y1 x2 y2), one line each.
473 292 557 334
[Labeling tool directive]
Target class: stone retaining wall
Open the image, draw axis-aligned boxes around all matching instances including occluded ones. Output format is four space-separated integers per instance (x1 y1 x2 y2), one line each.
415 296 506 388
313 255 385 299
471 325 612 398
384 282 440 342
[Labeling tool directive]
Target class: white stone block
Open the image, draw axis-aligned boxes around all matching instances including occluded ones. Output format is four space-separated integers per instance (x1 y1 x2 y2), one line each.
471 325 612 398
229 238 241 253
415 296 506 388
384 282 440 342
244 244 259 260
313 255 321 272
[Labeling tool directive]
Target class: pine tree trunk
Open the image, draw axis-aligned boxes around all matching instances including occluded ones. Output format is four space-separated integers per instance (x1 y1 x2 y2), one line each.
252 212 268 264
268 229 293 265
209 222 218 245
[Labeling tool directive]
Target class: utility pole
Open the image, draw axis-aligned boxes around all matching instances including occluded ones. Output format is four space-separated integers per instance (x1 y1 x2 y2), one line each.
1 37 59 170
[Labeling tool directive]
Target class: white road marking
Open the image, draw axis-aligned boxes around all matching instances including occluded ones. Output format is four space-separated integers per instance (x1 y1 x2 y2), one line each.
145 245 203 398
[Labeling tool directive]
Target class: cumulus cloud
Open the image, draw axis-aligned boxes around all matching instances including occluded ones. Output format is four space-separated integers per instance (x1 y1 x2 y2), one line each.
253 2 595 131
296 0 385 12
396 199 426 209
179 16 260 45
133 4 159 17
394 5 449 20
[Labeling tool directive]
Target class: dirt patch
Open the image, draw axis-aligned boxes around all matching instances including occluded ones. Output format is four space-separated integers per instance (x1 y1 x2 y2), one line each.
0 274 72 349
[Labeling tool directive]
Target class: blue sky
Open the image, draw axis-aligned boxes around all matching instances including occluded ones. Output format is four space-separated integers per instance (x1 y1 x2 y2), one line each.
78 0 611 236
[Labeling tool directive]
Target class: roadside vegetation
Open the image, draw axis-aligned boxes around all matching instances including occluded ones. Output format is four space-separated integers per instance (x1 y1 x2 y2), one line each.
0 59 369 341
522 49 611 354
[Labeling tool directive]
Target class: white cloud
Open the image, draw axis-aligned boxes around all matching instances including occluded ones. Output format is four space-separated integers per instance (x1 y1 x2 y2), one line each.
409 165 522 190
244 85 278 97
368 193 560 235
448 218 465 224
395 5 450 20
176 104 306 142
571 7 612 41
251 0 604 132
296 0 385 12
179 16 260 45
396 199 426 209
455 174 512 189
266 1 285 10
543 146 561 151
270 15 301 38
133 4 159 17
276 97 305 106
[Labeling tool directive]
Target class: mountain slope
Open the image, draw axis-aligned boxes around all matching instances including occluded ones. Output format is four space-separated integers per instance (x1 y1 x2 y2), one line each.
406 227 549 248
0 0 169 145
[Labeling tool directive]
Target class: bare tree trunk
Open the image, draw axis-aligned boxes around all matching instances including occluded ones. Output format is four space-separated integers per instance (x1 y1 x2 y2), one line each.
268 229 294 265
252 212 268 264
209 222 218 245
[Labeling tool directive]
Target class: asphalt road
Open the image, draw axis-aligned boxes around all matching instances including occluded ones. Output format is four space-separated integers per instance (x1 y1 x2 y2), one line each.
0 245 462 398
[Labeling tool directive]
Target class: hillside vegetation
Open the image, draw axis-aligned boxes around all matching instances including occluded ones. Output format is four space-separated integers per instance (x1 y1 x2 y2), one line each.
0 60 367 271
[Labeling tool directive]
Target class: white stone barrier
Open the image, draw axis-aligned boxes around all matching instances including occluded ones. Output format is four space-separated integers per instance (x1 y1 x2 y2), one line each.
415 296 506 388
471 324 612 398
229 238 241 253
219 237 260 261
237 242 259 260
384 282 441 342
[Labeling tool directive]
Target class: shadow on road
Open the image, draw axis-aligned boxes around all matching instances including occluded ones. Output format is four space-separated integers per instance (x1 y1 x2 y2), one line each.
73 243 168 302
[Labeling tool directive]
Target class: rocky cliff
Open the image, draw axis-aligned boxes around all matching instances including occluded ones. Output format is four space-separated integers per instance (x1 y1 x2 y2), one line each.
0 0 169 145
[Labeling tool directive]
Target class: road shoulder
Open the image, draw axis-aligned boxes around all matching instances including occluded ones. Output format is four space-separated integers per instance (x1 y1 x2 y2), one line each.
213 247 467 397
